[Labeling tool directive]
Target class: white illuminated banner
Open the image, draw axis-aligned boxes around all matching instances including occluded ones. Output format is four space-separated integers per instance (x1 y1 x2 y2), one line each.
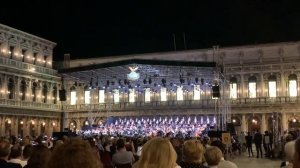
230 83 237 99
193 85 200 100
84 90 90 104
129 89 135 103
70 91 76 105
289 80 297 97
161 87 167 102
268 81 277 98
99 90 105 103
145 88 151 102
177 86 183 101
113 89 119 103
249 82 256 98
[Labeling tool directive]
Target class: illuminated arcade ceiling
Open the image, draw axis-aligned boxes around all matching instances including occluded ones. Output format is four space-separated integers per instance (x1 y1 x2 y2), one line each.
59 59 217 90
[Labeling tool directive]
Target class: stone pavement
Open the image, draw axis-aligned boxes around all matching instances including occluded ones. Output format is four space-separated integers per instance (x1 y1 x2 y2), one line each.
228 153 282 168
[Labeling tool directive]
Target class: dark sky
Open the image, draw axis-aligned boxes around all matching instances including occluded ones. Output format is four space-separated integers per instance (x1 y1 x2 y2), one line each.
1 0 300 61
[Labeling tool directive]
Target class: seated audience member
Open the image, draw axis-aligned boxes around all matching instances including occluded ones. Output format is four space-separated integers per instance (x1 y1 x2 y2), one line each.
112 139 135 167
47 138 103 168
293 137 300 168
0 139 22 168
23 145 51 168
180 140 207 168
210 140 238 168
204 146 222 168
132 137 180 168
9 145 27 167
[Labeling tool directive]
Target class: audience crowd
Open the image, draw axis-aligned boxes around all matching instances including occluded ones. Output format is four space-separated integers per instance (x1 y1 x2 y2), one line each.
0 129 300 168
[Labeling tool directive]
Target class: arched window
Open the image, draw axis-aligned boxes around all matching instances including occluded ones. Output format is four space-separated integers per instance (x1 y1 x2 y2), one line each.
70 86 76 105
288 74 297 97
41 121 46 134
42 84 47 103
69 120 77 132
248 76 257 98
20 80 26 100
18 119 24 138
268 75 277 98
53 86 57 104
8 78 14 99
32 82 37 102
84 85 91 104
230 76 237 99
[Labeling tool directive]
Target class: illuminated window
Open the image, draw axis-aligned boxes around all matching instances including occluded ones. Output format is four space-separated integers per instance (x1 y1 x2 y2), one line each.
289 74 297 97
129 89 135 103
84 90 90 104
268 75 277 98
193 85 200 100
177 86 183 101
113 89 119 103
160 87 167 101
99 90 105 103
144 88 151 102
248 76 257 98
230 77 237 99
70 91 76 105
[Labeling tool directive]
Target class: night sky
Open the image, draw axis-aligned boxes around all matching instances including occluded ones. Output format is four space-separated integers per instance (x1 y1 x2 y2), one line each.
0 0 300 61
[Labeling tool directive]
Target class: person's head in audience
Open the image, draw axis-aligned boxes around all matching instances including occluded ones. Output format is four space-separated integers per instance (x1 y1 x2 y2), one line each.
116 138 125 150
204 146 222 167
293 137 300 168
0 139 11 160
25 145 51 168
10 145 22 159
210 140 225 154
22 144 33 161
133 137 177 168
182 140 205 163
47 138 102 168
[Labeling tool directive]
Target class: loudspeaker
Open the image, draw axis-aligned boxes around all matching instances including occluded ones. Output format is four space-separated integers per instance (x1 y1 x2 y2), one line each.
59 89 66 101
212 85 220 98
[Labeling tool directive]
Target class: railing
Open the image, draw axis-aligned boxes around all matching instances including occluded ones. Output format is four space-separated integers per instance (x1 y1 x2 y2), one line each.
64 96 300 111
0 98 61 111
0 56 57 76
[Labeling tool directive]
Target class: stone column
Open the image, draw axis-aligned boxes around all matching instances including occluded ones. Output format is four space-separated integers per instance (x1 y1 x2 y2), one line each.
240 74 244 98
0 117 4 136
260 74 265 97
282 113 288 133
261 114 267 133
23 118 29 137
281 72 286 97
241 114 246 132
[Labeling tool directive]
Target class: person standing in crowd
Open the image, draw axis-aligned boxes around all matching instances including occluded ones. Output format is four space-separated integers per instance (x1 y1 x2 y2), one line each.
112 139 135 166
204 146 222 168
0 139 22 168
292 137 300 168
245 132 254 157
180 140 207 168
132 137 180 168
254 130 263 158
23 145 51 168
47 138 103 168
9 144 27 167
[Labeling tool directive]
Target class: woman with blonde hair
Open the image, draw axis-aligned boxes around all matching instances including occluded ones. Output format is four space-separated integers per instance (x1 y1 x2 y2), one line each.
180 140 207 168
133 137 180 168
